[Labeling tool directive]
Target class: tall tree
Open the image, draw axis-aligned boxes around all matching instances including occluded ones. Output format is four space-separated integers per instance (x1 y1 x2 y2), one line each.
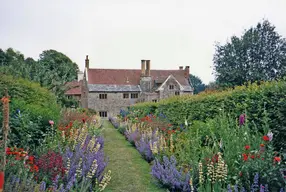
0 48 79 107
213 19 286 87
189 74 206 94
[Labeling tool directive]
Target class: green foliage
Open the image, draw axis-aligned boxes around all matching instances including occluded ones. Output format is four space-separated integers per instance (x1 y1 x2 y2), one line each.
189 74 206 94
0 74 60 148
213 19 286 87
131 80 286 151
0 48 79 107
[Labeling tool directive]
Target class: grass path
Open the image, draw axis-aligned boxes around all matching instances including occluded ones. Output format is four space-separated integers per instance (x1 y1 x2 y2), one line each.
102 121 165 192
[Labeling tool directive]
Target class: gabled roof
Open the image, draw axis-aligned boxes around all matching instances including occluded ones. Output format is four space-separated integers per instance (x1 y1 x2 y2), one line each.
65 81 82 95
87 68 190 86
156 75 184 91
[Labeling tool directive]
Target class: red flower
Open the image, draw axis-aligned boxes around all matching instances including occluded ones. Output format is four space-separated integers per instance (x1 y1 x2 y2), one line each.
263 135 269 141
245 145 250 150
161 128 166 131
82 118 86 123
242 153 248 161
250 155 255 159
239 172 243 177
168 124 172 127
274 156 281 162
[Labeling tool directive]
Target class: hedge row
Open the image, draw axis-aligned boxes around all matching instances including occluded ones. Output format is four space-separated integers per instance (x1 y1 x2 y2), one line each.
0 74 61 148
131 81 286 151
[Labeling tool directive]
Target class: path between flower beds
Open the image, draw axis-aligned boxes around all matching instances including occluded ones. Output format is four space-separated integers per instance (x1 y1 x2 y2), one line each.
102 121 165 192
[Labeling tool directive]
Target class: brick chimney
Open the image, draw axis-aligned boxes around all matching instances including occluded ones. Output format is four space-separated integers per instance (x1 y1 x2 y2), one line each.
85 55 89 69
179 66 183 70
184 66 190 78
141 60 146 76
146 60 151 76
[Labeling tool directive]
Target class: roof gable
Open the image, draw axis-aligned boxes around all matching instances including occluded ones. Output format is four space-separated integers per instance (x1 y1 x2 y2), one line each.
156 75 184 91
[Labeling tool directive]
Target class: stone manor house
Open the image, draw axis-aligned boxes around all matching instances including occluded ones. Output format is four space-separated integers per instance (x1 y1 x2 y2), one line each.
65 56 193 117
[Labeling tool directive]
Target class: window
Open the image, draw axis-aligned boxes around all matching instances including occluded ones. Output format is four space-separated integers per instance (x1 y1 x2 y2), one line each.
175 91 180 95
152 99 157 103
169 85 174 90
123 93 129 99
99 93 107 99
131 93 138 99
99 111 107 117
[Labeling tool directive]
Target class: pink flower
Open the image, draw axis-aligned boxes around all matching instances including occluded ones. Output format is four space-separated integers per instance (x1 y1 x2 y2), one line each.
49 120 54 126
239 114 246 126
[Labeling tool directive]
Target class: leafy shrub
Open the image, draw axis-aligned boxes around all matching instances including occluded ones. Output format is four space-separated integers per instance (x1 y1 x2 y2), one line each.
0 74 60 148
131 80 286 151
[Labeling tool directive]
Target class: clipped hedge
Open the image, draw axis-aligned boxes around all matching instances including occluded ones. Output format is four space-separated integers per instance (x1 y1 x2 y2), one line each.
0 74 61 148
131 80 286 151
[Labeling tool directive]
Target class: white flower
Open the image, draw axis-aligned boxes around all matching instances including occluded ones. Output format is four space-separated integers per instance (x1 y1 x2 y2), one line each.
267 131 273 141
185 119 188 126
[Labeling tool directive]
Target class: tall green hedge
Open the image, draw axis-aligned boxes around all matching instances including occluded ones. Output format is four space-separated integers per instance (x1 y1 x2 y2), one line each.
0 74 61 148
131 80 286 151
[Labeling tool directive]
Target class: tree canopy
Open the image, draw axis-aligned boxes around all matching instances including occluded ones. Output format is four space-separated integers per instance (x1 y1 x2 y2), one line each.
189 74 206 94
213 19 286 87
0 48 79 106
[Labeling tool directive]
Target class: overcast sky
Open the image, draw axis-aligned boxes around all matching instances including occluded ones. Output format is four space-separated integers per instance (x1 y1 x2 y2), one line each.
1 0 286 83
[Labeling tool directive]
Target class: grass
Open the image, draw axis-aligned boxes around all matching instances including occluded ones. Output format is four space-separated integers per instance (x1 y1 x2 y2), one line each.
102 121 165 192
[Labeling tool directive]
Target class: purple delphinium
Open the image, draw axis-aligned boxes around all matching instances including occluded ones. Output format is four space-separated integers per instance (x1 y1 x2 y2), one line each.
228 184 232 192
135 136 154 162
61 134 108 190
40 181 46 191
151 156 192 192
251 173 259 191
135 129 160 162
125 128 140 144
234 184 239 192
109 117 119 128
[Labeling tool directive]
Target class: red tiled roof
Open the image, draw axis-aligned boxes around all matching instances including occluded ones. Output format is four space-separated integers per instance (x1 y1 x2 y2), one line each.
65 80 82 95
87 69 189 86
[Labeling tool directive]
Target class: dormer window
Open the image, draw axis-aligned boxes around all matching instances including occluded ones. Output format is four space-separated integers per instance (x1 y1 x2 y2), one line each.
169 85 174 90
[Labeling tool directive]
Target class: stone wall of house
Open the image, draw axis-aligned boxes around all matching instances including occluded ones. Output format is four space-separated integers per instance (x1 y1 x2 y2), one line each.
160 78 181 99
141 92 160 102
88 92 140 117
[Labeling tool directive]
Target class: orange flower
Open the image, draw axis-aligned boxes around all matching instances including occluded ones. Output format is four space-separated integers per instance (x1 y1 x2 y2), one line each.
1 96 10 103
260 144 265 147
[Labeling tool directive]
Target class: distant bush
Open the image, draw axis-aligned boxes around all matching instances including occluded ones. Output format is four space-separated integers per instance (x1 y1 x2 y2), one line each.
131 80 286 151
0 74 60 148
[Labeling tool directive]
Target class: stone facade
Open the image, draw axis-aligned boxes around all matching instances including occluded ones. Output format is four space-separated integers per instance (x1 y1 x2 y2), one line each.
65 56 194 118
88 92 140 117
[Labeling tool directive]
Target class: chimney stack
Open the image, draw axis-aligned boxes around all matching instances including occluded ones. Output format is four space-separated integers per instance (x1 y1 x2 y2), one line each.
141 60 146 76
146 60 151 76
85 55 89 69
179 66 183 70
184 66 190 78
